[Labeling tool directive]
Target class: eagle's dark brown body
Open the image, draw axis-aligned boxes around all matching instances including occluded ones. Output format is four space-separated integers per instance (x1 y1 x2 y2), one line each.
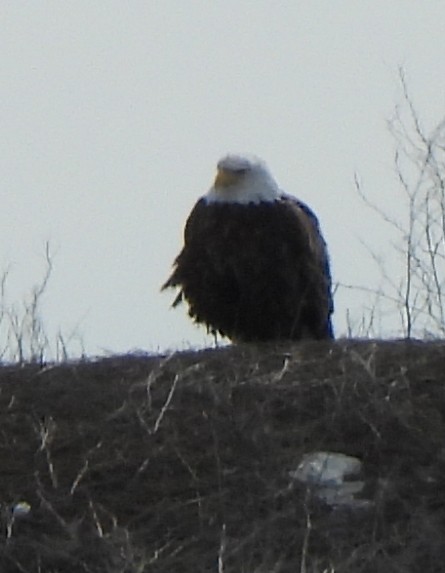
163 196 334 342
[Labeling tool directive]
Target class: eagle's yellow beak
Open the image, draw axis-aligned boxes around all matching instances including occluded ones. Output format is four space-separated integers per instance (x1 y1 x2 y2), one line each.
214 168 243 188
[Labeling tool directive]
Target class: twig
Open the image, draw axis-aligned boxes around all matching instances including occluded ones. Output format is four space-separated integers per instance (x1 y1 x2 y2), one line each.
153 373 179 434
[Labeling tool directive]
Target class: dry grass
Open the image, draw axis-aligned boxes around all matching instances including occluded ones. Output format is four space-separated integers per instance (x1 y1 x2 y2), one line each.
1 340 445 572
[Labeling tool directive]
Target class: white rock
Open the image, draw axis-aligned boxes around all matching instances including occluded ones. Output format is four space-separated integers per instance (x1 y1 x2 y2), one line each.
290 451 369 509
12 501 31 518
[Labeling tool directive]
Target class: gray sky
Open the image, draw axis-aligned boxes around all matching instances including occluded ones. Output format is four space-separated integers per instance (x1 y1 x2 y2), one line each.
2 2 445 356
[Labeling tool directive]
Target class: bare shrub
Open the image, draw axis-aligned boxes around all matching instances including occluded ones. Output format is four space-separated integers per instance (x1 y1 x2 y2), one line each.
0 243 84 364
342 69 445 339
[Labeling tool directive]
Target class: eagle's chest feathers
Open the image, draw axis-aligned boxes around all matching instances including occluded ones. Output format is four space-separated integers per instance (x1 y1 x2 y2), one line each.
201 202 282 259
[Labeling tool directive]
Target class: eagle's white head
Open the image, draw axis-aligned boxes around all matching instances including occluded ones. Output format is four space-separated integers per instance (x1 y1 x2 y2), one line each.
205 154 281 205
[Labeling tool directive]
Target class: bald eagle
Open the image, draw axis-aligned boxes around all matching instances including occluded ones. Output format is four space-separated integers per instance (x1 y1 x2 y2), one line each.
162 154 334 342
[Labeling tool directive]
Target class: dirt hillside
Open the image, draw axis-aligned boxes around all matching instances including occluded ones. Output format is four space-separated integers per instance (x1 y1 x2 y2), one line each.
1 340 445 572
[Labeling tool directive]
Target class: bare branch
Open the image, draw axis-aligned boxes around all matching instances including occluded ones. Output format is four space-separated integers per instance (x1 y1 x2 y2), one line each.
347 68 445 338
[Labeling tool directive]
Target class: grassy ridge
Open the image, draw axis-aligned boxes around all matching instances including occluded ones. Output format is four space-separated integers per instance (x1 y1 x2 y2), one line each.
1 340 445 572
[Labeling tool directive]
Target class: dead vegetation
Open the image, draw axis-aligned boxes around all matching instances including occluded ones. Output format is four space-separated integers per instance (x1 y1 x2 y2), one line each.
0 339 445 572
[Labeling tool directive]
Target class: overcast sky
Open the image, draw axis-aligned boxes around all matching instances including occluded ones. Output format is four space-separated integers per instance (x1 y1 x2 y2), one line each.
2 2 445 357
